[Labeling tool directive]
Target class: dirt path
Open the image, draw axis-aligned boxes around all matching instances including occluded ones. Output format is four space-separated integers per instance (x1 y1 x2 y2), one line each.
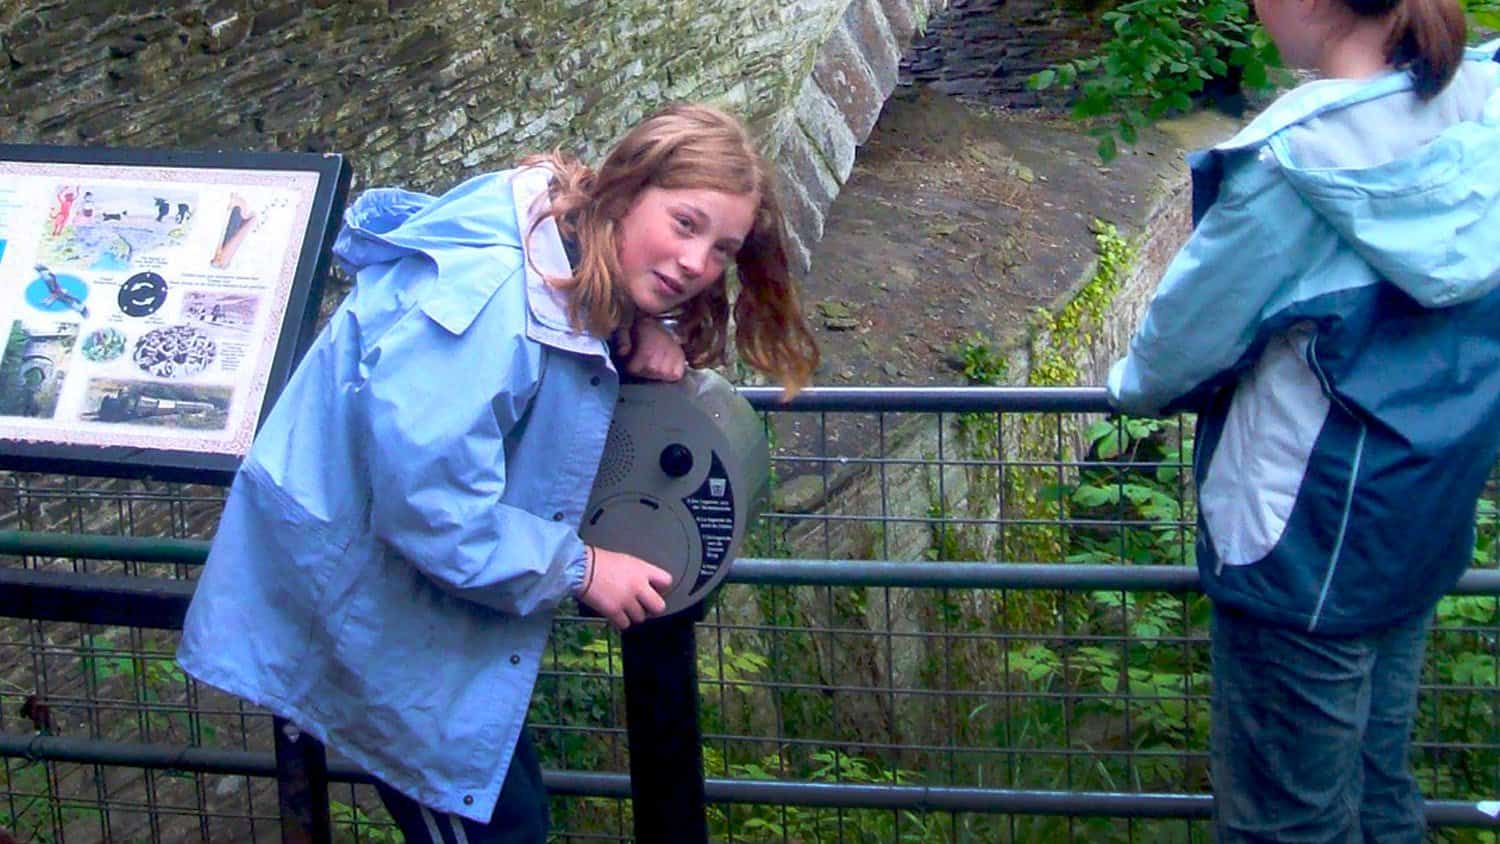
798 87 1203 388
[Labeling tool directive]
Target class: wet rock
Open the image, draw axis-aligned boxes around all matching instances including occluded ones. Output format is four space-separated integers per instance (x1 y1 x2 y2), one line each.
899 0 1105 110
817 300 861 331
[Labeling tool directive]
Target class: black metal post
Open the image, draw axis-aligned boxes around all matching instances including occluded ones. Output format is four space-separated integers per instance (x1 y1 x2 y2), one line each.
273 717 332 844
621 605 709 844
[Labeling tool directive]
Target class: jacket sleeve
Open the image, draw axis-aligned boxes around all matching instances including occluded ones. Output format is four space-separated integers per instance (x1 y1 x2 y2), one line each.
1107 156 1320 416
352 292 589 617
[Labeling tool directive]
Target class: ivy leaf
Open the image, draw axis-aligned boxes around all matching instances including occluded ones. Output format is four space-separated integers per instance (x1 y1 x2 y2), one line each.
1073 484 1120 508
1085 420 1117 445
1038 482 1075 503
1124 417 1161 439
1242 61 1268 88
1094 429 1124 460
1032 69 1057 90
1097 134 1119 162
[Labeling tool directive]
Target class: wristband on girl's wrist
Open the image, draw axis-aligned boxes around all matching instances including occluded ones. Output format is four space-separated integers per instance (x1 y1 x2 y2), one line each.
581 545 597 596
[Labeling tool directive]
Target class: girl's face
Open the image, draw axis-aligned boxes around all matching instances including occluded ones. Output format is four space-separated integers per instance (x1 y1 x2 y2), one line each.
616 186 758 315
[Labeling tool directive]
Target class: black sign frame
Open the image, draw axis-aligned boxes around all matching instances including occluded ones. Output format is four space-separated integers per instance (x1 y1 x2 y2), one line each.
0 144 351 485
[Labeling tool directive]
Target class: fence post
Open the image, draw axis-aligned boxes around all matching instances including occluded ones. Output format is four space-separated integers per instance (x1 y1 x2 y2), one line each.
621 606 709 844
274 717 332 844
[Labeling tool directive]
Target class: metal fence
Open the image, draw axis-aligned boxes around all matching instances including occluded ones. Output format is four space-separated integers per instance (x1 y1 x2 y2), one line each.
1 386 1498 843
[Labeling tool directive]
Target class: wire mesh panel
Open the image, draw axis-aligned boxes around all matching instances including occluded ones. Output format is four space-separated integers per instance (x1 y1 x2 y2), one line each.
0 392 1497 843
0 476 401 843
680 400 1213 843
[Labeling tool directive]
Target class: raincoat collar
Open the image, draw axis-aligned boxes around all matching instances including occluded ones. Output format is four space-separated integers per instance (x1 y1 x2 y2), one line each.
509 166 607 357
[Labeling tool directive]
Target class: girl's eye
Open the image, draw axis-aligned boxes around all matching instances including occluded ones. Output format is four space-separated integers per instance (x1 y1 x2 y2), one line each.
673 215 694 231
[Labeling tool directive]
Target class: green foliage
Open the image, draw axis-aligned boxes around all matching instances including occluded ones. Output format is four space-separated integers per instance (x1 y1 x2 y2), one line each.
330 800 400 843
1474 495 1499 565
1006 221 1139 564
1029 220 1134 388
1420 589 1500 802
999 413 1213 809
1060 416 1195 566
743 416 794 559
529 627 621 775
710 748 980 842
914 0 932 35
0 761 104 844
950 333 1009 482
77 633 197 740
925 502 978 562
1465 0 1500 30
1029 0 1283 159
951 332 1010 386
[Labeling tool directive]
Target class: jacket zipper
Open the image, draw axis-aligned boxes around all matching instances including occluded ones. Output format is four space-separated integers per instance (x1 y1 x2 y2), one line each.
1305 333 1364 631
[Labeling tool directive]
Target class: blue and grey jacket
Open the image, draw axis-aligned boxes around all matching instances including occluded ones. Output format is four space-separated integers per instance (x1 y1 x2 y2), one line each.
179 167 617 820
1109 42 1500 635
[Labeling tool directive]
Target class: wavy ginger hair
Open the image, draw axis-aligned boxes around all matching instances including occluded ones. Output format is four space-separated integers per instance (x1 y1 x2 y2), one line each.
524 103 819 397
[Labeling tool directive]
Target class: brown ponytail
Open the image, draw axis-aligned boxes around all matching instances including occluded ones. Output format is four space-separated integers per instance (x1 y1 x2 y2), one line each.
1389 0 1466 97
1347 0 1466 98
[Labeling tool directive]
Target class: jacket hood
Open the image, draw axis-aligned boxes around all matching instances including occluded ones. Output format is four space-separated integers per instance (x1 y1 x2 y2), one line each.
1253 45 1500 308
331 172 523 276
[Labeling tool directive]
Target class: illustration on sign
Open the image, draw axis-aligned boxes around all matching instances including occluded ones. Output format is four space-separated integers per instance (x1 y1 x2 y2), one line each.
0 153 332 467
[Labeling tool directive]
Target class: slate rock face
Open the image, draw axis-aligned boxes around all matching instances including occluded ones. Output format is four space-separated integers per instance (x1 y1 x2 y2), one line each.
901 0 1105 109
1 1 949 272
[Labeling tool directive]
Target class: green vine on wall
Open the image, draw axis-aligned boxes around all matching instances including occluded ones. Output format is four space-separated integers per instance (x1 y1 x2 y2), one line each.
949 333 1010 552
993 220 1138 567
1029 219 1135 388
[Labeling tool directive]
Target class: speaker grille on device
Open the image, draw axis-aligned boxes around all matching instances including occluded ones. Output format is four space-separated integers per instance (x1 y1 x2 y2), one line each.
595 422 635 489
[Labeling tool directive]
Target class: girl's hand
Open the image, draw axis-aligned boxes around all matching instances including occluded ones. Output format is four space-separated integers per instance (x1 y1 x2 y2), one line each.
620 317 687 382
576 546 674 630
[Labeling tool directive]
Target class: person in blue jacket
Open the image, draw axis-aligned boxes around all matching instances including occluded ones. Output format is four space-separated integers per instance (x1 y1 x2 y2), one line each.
1108 0 1498 838
177 103 819 843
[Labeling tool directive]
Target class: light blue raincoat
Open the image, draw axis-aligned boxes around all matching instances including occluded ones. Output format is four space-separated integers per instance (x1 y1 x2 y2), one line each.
179 166 617 820
1110 42 1500 634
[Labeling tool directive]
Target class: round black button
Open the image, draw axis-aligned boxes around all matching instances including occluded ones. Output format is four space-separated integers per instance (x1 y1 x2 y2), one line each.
590 375 601 386
463 795 474 806
509 654 521 665
659 443 693 478
552 511 564 521
118 272 168 317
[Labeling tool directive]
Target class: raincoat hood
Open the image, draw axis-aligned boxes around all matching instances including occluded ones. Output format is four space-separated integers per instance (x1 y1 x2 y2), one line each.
1211 41 1500 308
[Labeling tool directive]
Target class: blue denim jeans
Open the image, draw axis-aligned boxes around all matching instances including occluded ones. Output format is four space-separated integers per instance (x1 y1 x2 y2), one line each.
1210 603 1432 843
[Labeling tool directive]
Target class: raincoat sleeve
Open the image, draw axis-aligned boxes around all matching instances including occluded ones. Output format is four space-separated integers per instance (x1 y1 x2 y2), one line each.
1107 155 1318 416
352 293 589 617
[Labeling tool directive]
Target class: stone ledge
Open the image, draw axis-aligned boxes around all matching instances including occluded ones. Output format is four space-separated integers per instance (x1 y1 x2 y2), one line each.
798 89 1242 392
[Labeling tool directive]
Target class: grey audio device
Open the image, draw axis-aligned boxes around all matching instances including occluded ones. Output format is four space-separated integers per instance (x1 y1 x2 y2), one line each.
580 369 769 616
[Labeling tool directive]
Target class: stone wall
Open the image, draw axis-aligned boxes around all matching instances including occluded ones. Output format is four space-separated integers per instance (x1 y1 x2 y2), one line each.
2 0 948 271
773 0 949 265
901 0 1107 109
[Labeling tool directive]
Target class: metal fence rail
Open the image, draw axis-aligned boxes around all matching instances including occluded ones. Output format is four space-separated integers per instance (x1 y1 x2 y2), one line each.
1 386 1497 843
3 553 1499 829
